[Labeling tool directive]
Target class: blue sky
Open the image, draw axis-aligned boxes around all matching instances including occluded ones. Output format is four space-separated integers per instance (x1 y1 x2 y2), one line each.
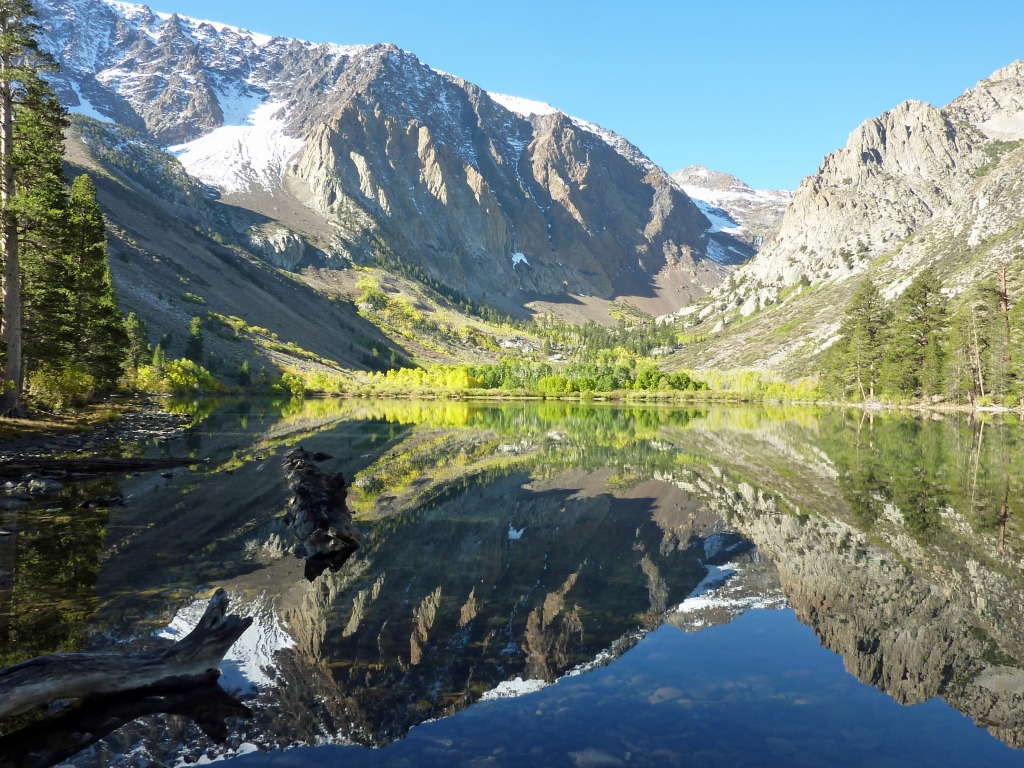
153 0 1024 191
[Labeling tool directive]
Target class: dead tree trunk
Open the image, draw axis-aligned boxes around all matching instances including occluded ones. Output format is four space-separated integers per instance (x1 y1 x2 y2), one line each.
0 588 251 720
0 678 250 768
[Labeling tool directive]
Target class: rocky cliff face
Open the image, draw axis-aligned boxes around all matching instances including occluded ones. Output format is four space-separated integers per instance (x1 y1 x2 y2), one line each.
36 0 730 317
694 62 1024 318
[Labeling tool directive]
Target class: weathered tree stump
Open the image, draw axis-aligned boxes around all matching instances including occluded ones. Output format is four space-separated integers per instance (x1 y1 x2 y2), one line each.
0 678 250 768
0 588 251 720
282 447 361 580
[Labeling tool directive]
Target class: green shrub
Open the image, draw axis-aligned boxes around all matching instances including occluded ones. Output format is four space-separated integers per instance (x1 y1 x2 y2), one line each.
28 363 95 412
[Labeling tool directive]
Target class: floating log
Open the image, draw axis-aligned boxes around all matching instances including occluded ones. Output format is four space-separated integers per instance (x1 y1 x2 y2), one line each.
283 447 361 581
0 455 202 478
0 678 250 768
0 588 251 720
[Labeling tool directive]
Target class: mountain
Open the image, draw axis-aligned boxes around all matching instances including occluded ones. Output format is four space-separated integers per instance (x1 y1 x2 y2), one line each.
36 0 749 333
670 165 792 251
668 62 1024 374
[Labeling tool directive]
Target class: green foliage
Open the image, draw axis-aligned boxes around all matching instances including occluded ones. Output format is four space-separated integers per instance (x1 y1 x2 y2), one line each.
365 357 708 396
880 268 947 398
65 175 128 388
69 116 202 206
184 315 204 363
279 372 305 397
137 357 219 394
821 266 1022 405
124 311 148 373
26 361 94 412
973 139 1024 178
356 276 388 311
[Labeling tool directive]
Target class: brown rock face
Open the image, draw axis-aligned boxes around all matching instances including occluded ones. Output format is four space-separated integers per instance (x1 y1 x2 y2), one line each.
288 47 712 309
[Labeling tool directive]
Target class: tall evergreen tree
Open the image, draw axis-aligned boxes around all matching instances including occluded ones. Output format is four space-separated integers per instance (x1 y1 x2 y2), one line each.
946 301 978 405
16 74 69 374
841 279 891 400
184 315 204 363
881 268 947 398
65 175 126 388
0 1 66 415
124 311 148 375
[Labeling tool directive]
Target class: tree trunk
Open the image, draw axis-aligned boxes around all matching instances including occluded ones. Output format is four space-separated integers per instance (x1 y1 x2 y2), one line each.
0 588 252 719
1000 261 1012 369
0 38 22 418
0 678 250 768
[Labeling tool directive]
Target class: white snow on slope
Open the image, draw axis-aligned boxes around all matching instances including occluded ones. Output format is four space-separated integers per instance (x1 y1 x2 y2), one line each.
104 0 273 46
489 92 559 118
68 82 112 122
168 94 302 194
481 676 549 700
489 91 658 173
157 592 295 692
691 199 741 235
682 183 793 210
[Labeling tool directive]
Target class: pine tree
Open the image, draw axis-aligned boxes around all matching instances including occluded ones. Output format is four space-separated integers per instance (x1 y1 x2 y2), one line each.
0 0 66 415
64 175 126 388
124 311 148 374
840 279 891 401
881 268 947 398
946 301 977 405
184 315 204 362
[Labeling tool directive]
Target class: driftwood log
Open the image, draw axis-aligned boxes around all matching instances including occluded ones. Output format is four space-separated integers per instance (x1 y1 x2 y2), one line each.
0 588 251 720
0 455 201 478
0 678 250 768
283 447 361 581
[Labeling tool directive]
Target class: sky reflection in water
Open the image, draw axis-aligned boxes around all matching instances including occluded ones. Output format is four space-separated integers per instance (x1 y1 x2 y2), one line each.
232 608 1024 768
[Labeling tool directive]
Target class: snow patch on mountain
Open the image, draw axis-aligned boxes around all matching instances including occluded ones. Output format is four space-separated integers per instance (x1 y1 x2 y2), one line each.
168 97 303 194
671 560 787 630
68 81 113 122
488 91 658 173
682 183 793 211
489 92 559 118
692 199 741 234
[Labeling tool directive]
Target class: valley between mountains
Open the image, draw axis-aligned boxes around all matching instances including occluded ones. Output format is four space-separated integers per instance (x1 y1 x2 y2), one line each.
29 0 1024 404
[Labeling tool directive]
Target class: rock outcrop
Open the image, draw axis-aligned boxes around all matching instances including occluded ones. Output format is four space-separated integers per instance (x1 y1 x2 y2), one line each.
694 62 1024 318
246 224 306 271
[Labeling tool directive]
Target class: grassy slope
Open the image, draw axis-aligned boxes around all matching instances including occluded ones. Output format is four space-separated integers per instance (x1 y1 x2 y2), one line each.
63 126 544 381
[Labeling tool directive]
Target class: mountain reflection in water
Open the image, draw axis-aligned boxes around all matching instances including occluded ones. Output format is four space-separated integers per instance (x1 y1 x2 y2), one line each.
1 399 1023 766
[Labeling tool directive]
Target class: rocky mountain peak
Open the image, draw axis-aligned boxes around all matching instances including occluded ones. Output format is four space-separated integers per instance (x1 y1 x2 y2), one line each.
670 165 792 250
947 60 1024 141
672 165 751 194
38 0 741 319
706 83 994 314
